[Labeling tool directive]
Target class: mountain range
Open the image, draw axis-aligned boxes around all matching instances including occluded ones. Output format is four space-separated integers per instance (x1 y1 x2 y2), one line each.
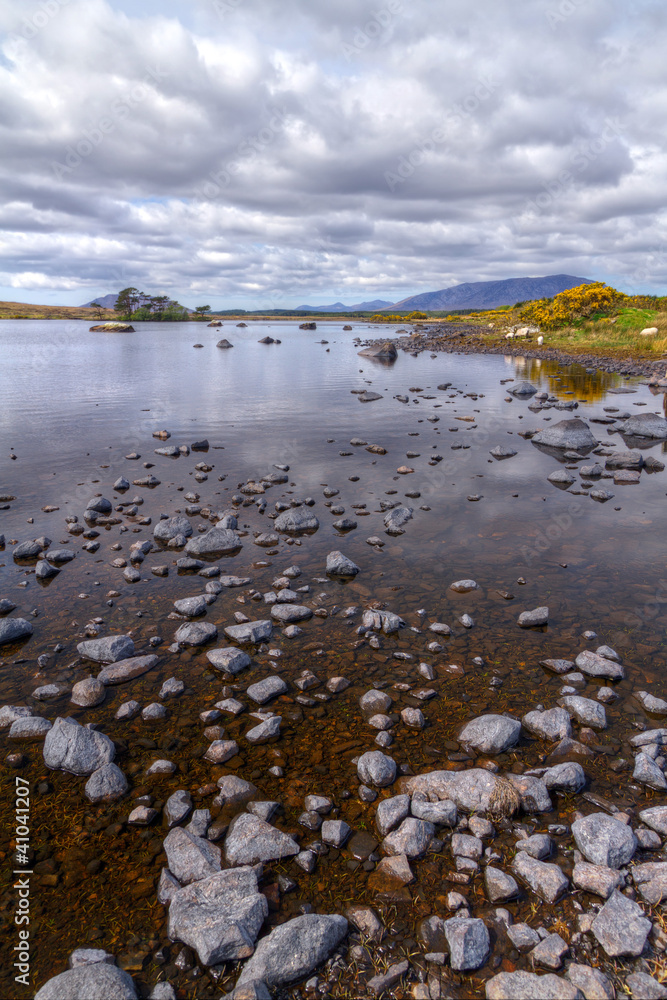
295 299 393 312
386 274 593 312
81 274 594 313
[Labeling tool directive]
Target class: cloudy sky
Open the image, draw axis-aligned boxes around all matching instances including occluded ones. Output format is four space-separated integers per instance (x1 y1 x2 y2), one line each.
0 0 665 309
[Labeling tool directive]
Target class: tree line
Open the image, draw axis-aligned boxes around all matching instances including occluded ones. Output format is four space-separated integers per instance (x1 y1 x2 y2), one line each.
108 287 211 321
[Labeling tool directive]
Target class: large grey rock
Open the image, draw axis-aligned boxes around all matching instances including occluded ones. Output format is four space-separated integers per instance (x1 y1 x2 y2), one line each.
512 851 569 903
326 551 360 577
174 596 208 617
459 714 521 754
225 813 299 865
246 717 281 744
163 827 222 884
0 617 34 645
216 775 257 805
175 621 218 646
71 675 106 707
561 695 607 729
509 381 538 397
13 539 42 559
224 620 273 643
362 609 406 634
36 559 60 579
617 412 667 438
97 655 158 685
522 708 571 741
566 963 615 999
207 647 251 675
572 813 636 868
400 769 502 814
168 867 268 966
154 516 193 542
77 634 134 663
8 716 52 739
532 418 597 451
634 752 667 789
34 964 138 1000
247 676 287 704
443 916 490 971
165 790 193 827
411 797 457 826
43 718 115 775
591 889 651 956
507 774 552 813
572 861 623 899
360 689 392 714
575 649 624 681
605 449 644 469
384 506 413 534
185 528 241 558
237 913 348 987
270 604 313 624
518 607 549 627
625 972 667 999
357 751 396 787
486 971 580 999
84 763 128 803
383 818 434 858
0 705 33 727
639 805 667 834
484 867 519 902
542 761 586 793
375 795 410 836
274 509 319 534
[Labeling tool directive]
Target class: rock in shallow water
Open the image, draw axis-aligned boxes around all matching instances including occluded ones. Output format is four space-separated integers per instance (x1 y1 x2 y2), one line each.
0 617 34 645
224 813 299 865
35 964 138 1000
77 634 134 663
458 714 521 754
236 913 348 987
163 827 221 884
591 889 651 956
572 812 636 868
357 750 396 787
485 970 580 999
43 717 115 775
84 763 128 803
168 867 268 966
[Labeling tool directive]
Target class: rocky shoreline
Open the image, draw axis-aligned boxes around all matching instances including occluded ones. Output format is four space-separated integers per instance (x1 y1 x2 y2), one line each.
360 325 667 381
3 376 667 999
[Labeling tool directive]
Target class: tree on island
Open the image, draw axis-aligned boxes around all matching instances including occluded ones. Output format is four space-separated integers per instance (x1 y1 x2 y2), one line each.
194 305 211 320
115 287 142 318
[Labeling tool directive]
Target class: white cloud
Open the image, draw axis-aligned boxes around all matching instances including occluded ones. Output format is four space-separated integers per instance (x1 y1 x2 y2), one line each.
0 0 665 307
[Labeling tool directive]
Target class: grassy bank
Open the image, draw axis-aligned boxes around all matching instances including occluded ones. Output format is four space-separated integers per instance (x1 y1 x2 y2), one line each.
0 301 117 321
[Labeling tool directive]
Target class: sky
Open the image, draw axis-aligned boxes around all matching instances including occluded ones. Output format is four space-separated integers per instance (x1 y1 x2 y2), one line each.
0 0 666 310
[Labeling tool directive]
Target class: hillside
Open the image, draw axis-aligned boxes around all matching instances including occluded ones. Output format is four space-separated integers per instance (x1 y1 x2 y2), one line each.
80 293 119 308
387 274 593 312
0 300 116 320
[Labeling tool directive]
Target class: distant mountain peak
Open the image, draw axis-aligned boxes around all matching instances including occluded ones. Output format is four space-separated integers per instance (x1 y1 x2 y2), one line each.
296 298 394 312
387 275 593 312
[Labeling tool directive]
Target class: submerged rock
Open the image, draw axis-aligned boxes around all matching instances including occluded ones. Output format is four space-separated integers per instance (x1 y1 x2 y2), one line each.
44 718 115 775
77 634 134 663
532 418 597 451
459 714 521 754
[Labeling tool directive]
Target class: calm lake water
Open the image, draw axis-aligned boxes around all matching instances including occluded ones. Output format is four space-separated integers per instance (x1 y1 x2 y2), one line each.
2 318 667 997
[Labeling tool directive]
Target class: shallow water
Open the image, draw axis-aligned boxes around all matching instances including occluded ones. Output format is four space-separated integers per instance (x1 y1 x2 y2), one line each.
1 319 667 997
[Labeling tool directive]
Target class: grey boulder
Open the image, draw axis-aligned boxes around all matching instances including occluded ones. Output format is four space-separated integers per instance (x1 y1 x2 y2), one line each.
591 889 651 956
274 509 319 534
168 867 268 966
575 649 625 681
224 813 299 865
572 812 636 868
163 827 222 884
459 714 521 754
522 708 571 742
185 527 241 557
84 763 128 803
237 913 347 987
0 617 34 645
153 516 193 542
43 717 115 775
206 647 251 675
444 916 490 971
34 964 137 1000
532 418 597 450
357 751 396 787
617 412 667 438
326 551 360 577
77 634 134 663
224 620 273 643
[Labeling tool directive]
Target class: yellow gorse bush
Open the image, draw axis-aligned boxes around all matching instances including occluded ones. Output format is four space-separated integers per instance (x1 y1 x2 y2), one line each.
518 282 628 330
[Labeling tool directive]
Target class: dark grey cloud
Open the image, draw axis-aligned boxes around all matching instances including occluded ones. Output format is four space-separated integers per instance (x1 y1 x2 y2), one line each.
0 0 665 306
